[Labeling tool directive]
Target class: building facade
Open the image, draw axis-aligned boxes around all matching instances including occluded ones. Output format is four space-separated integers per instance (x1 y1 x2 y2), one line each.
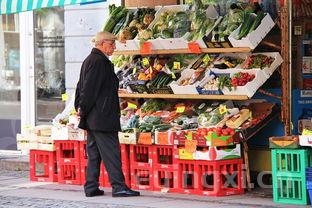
0 0 118 150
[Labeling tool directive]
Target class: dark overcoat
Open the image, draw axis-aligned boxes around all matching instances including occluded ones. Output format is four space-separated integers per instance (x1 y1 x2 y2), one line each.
74 48 121 132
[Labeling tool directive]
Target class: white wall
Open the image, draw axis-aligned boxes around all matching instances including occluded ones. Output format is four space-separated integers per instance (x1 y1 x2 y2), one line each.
64 0 120 98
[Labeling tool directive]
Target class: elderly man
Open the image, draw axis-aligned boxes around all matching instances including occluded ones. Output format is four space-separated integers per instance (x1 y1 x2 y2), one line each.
75 31 140 197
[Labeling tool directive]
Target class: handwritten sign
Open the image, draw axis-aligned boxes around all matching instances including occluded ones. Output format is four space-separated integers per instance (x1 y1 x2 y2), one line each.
173 62 181 70
140 41 152 54
127 102 137 109
62 93 68 101
185 139 197 153
142 58 149 66
219 105 227 114
176 106 185 113
188 42 201 54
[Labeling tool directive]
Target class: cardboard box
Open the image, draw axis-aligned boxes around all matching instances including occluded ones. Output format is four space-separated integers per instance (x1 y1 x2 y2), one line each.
193 144 241 161
228 13 275 49
119 129 139 144
298 119 312 134
269 136 299 149
221 69 267 98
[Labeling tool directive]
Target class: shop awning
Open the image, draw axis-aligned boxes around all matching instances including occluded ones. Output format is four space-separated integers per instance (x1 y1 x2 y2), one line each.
0 0 106 15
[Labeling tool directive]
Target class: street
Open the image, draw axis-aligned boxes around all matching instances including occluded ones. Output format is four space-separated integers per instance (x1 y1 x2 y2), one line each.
0 170 303 208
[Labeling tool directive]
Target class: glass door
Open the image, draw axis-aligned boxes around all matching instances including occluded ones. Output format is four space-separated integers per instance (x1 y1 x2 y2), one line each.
0 14 21 150
34 8 65 124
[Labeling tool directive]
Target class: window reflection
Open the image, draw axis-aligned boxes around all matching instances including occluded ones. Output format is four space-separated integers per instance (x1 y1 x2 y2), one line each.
34 8 65 123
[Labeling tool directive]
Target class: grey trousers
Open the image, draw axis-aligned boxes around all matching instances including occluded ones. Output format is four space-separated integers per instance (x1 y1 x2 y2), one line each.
84 130 125 193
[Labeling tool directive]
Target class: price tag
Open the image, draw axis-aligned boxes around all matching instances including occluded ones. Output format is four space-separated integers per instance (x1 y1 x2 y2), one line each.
138 132 152 145
171 72 176 79
188 42 201 54
202 54 211 65
140 41 152 54
127 102 137 109
157 132 168 145
132 67 137 74
62 93 68 101
173 62 181 70
142 58 149 66
185 139 197 153
219 105 227 114
176 106 185 113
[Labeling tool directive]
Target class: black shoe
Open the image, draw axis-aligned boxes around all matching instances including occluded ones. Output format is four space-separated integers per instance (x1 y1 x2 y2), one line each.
112 187 140 197
85 189 104 197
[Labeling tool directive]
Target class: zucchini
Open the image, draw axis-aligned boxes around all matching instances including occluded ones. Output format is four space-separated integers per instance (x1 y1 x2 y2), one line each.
237 12 255 40
112 15 127 35
103 7 128 32
249 12 265 33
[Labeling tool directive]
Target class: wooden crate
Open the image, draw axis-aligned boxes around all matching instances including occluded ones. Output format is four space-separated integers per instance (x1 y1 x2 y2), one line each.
125 0 177 8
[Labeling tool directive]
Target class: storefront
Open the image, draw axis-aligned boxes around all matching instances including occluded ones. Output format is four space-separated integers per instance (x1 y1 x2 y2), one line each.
0 0 117 150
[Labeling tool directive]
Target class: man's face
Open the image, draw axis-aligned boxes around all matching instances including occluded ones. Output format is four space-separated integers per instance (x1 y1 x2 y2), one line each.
101 40 116 56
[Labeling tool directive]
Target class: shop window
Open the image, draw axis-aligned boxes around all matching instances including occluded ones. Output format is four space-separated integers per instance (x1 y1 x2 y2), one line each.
34 8 65 124
0 14 21 150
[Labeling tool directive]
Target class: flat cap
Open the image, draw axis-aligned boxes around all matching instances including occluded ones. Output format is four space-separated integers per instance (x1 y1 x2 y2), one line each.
91 31 117 44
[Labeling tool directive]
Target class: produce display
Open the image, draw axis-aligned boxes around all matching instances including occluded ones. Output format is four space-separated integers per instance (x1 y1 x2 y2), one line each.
243 54 275 69
235 11 265 40
119 98 277 146
103 5 156 42
231 72 255 87
211 56 244 69
210 4 244 43
117 52 280 97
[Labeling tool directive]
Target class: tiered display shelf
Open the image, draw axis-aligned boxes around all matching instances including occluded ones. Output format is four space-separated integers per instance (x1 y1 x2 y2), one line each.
118 93 249 100
113 47 252 56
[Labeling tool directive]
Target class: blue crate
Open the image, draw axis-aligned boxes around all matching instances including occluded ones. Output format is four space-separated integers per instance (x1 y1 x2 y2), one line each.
308 189 312 204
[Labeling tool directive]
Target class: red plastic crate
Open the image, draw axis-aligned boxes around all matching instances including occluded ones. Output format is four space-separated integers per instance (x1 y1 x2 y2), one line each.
153 169 178 192
120 144 130 169
55 140 80 164
176 160 199 194
57 163 81 185
152 145 178 170
80 162 106 187
103 168 131 188
79 141 87 164
80 142 129 167
29 150 58 182
197 159 244 196
130 144 153 168
130 166 154 191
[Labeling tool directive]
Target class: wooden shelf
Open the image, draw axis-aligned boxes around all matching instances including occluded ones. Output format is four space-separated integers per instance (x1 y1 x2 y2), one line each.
113 47 251 56
118 93 249 100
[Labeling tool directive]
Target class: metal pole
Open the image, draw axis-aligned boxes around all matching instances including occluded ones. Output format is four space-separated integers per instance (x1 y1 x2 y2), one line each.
288 0 292 135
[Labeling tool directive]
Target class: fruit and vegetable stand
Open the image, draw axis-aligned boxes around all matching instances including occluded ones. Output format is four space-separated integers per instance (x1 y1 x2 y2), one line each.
107 0 284 192
18 0 310 204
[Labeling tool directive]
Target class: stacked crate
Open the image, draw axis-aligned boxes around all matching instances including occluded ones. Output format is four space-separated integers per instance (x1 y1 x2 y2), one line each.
129 144 154 190
79 141 107 187
29 149 58 182
272 149 312 205
127 128 244 196
55 140 81 185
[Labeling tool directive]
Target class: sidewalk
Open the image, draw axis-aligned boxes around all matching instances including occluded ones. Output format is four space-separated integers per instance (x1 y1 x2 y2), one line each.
0 151 305 208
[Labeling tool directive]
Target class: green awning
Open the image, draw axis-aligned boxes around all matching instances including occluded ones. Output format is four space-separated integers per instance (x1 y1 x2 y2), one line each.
0 0 106 15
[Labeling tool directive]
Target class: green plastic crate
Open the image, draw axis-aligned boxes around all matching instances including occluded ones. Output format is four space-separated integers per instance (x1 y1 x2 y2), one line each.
272 149 312 177
272 149 312 205
273 176 308 205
